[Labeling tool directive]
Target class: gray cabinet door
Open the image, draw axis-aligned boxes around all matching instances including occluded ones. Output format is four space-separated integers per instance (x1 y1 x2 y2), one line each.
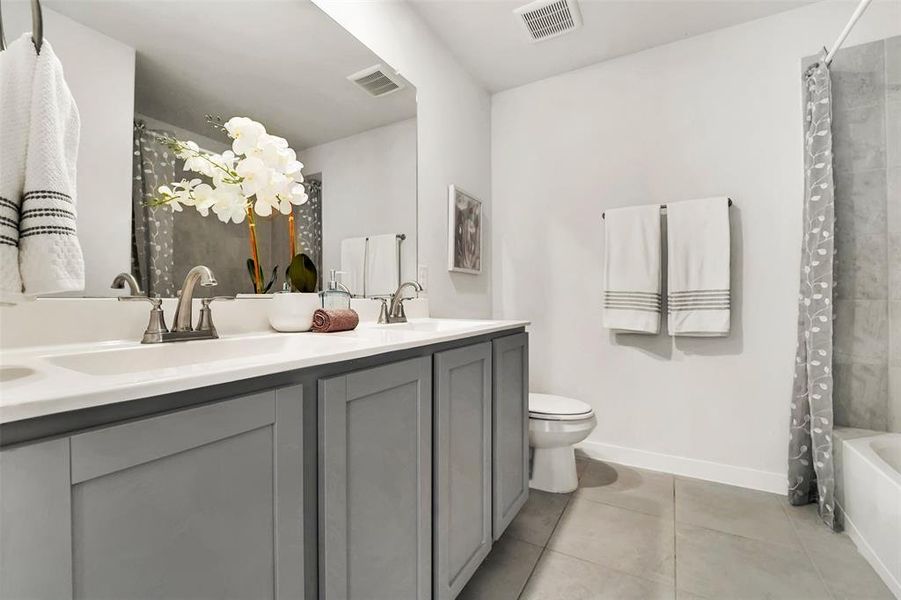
319 356 432 600
66 386 304 600
492 333 529 539
0 438 72 600
434 342 493 600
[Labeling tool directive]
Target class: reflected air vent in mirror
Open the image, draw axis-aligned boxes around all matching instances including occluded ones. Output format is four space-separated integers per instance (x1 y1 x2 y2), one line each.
347 64 405 98
514 0 582 43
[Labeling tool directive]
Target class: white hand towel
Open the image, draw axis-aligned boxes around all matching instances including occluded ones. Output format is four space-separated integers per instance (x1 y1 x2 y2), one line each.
340 237 366 297
19 38 85 297
365 233 400 297
602 205 662 334
666 197 731 337
0 35 38 303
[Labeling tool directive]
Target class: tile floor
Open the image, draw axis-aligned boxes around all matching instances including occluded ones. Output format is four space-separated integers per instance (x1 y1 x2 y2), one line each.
459 458 894 600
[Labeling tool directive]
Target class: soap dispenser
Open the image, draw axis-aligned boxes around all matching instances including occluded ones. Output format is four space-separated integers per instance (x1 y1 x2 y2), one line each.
321 270 352 310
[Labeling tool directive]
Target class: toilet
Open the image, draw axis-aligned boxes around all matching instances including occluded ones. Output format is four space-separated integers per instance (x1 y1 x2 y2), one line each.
528 393 596 493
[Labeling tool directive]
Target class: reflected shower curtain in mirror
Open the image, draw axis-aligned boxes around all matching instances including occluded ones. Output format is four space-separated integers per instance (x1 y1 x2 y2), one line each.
789 54 837 531
132 121 176 297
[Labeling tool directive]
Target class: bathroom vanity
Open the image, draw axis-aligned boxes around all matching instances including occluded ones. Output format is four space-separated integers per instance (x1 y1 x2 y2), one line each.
0 320 529 600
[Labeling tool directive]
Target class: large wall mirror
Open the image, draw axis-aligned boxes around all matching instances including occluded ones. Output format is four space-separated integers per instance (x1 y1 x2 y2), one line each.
8 0 417 297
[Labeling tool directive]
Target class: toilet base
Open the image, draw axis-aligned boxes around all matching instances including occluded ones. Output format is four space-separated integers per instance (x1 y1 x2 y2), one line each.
530 445 578 493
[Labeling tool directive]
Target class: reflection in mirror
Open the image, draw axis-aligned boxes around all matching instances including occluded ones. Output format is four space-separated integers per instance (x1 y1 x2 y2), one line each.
8 0 417 297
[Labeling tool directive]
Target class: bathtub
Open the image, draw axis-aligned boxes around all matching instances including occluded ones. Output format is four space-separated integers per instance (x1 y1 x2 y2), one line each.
835 429 901 598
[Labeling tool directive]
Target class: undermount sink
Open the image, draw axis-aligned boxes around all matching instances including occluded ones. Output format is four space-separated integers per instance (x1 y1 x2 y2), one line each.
0 366 36 383
45 335 319 376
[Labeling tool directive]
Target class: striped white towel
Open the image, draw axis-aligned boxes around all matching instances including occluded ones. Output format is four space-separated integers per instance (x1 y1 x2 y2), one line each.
666 197 731 336
602 205 662 334
19 37 84 296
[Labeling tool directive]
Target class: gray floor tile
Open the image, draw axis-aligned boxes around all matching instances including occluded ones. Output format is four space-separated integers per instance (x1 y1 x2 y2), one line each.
505 489 570 548
548 497 675 583
675 590 708 600
675 477 801 548
784 502 856 555
807 543 895 600
576 457 589 480
521 550 674 600
457 533 542 600
576 461 674 518
675 522 831 600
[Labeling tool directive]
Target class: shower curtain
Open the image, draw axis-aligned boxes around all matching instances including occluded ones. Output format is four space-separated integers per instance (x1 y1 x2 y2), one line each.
789 54 838 530
132 121 176 297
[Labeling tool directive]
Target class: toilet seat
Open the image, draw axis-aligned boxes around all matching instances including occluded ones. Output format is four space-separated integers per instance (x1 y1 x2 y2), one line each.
529 393 593 421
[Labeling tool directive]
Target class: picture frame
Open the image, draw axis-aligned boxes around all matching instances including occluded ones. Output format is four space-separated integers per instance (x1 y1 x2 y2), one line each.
447 185 482 274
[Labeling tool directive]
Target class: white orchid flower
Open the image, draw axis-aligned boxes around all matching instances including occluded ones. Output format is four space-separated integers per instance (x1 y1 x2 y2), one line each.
289 184 309 206
179 141 213 176
236 157 269 197
193 183 216 217
225 117 266 156
210 185 247 224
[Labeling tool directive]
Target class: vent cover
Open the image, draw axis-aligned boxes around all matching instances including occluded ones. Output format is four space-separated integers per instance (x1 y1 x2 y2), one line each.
347 64 405 97
514 0 582 43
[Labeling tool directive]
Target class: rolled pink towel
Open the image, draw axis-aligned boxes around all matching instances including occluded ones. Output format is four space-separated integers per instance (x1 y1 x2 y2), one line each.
311 309 359 333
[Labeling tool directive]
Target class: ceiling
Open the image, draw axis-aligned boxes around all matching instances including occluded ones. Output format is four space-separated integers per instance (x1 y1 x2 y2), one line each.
45 0 417 150
408 0 814 92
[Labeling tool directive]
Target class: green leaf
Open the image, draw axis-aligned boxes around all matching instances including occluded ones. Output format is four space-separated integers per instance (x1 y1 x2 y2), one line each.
287 253 318 293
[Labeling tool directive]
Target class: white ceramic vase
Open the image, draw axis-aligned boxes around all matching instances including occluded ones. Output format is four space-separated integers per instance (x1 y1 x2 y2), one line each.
268 292 321 332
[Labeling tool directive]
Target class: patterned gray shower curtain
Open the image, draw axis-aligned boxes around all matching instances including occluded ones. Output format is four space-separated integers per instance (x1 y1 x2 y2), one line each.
132 121 177 297
789 54 837 530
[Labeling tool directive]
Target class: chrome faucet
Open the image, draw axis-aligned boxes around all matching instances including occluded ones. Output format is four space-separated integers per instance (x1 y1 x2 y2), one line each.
110 272 142 295
119 265 233 343
379 281 423 324
173 265 217 332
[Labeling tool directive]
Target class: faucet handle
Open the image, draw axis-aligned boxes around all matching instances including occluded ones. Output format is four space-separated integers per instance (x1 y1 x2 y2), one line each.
198 296 235 337
374 297 390 324
118 296 168 343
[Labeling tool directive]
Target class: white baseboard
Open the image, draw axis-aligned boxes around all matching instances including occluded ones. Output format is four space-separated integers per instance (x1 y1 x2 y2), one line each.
576 440 787 495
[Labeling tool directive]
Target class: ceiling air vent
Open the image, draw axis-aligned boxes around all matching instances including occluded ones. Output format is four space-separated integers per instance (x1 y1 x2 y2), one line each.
514 0 582 43
347 64 405 98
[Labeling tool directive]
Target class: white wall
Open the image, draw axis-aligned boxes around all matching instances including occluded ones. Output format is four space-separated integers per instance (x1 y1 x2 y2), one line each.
491 1 901 492
301 119 417 288
6 5 135 297
312 0 492 317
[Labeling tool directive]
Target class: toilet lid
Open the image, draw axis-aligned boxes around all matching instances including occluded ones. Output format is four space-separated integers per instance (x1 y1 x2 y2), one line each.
529 393 593 421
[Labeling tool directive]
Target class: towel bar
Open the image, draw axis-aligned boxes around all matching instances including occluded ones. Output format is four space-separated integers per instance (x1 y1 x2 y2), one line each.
601 198 733 220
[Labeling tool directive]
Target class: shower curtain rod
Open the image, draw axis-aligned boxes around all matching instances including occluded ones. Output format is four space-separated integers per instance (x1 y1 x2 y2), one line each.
824 0 873 65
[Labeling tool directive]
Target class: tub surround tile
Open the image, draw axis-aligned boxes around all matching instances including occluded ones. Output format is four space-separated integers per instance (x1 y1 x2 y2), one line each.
504 489 570 548
520 551 674 600
890 367 901 432
833 299 889 365
830 40 885 111
891 302 901 367
887 36 901 103
890 233 901 299
834 169 888 241
888 101 901 168
833 363 889 430
457 533 542 600
675 523 831 600
888 168 901 233
834 232 888 300
674 477 800 549
832 103 886 174
547 498 675 584
575 461 674 518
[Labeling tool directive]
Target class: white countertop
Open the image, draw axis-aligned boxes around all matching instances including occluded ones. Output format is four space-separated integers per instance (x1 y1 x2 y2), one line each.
0 319 528 424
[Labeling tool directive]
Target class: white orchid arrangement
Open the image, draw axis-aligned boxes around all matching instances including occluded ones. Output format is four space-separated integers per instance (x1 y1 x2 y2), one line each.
151 116 309 222
150 116 316 294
